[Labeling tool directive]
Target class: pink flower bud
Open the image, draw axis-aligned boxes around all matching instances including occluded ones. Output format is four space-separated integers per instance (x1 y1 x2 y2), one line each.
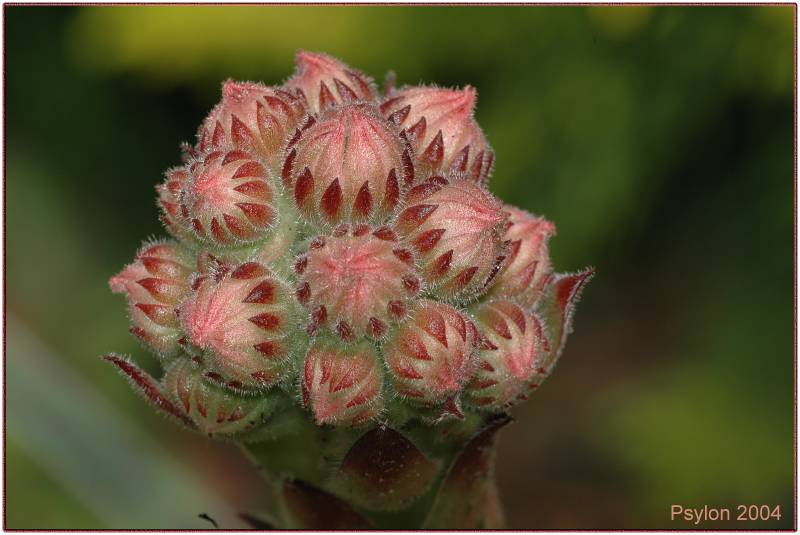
179 262 298 389
157 167 194 241
384 300 478 405
286 50 376 114
180 149 277 246
301 337 383 426
381 85 493 184
282 103 407 227
465 300 546 409
394 178 508 299
198 80 306 170
109 241 192 356
487 206 556 307
163 358 275 436
296 224 421 341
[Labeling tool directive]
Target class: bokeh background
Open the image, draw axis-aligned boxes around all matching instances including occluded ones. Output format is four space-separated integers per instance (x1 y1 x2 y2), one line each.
5 5 795 529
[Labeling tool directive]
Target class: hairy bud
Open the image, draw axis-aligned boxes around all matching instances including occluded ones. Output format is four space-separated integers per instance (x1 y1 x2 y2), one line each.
109 53 593 465
381 85 493 183
487 207 555 307
180 149 277 246
296 224 420 341
302 337 383 426
465 300 546 409
157 167 194 241
395 178 508 299
109 241 192 356
163 358 276 436
384 300 478 405
283 103 405 227
287 50 377 114
198 80 306 170
179 262 298 389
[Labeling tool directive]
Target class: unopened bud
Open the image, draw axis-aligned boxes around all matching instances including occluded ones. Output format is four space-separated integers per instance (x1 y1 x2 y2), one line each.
301 336 383 426
465 300 546 409
180 149 277 246
384 300 478 405
179 262 299 389
395 178 508 300
381 85 493 184
198 80 306 170
287 50 376 114
283 103 405 227
109 241 192 356
297 224 420 341
487 206 555 307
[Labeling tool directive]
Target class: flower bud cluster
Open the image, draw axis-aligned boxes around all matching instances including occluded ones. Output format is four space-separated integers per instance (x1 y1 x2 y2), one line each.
108 51 592 436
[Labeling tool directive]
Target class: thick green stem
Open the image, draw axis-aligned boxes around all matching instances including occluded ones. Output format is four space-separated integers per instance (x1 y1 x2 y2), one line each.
238 413 510 529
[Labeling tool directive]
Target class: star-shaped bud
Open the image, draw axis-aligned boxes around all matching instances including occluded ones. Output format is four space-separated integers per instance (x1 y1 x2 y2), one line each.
302 336 384 426
179 262 298 389
296 224 421 341
198 80 306 170
283 103 407 227
286 50 377 114
395 177 508 300
180 149 277 246
486 206 556 307
109 241 193 356
381 85 493 184
465 300 547 409
384 300 478 405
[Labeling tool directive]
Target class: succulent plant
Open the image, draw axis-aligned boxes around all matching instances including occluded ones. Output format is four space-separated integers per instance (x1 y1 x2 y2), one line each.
106 50 593 529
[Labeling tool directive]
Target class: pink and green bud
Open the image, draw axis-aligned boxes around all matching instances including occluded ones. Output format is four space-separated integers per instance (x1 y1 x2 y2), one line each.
163 358 276 436
384 299 478 405
109 241 192 356
395 178 508 300
179 262 298 389
157 167 194 241
381 85 493 184
286 50 376 114
107 53 594 529
198 80 306 171
296 224 420 341
301 337 383 426
282 103 406 228
465 300 546 409
180 149 277 246
486 206 555 307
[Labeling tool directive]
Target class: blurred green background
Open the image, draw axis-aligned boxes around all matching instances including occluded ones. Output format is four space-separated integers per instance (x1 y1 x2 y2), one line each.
5 5 794 529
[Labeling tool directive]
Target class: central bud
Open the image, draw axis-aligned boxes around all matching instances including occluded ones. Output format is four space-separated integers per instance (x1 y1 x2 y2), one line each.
283 103 407 228
296 224 420 341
